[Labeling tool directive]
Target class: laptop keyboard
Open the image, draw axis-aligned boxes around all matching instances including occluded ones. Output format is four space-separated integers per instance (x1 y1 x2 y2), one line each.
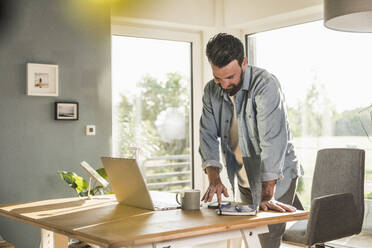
153 199 180 210
150 191 180 210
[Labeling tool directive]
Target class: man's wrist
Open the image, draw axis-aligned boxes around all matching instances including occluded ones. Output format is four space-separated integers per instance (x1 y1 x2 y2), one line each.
206 167 221 185
261 179 277 201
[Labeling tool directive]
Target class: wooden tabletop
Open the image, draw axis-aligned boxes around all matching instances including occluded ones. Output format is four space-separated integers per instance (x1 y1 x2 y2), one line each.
0 195 309 248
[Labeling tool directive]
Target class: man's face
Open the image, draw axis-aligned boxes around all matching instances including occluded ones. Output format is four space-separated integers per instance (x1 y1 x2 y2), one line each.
211 58 247 96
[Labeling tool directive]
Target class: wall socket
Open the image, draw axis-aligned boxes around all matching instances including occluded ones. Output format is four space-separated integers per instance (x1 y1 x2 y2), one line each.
86 125 96 136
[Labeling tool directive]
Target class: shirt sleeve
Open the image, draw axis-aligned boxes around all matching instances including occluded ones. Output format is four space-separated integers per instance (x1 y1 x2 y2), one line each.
199 83 223 172
254 76 288 182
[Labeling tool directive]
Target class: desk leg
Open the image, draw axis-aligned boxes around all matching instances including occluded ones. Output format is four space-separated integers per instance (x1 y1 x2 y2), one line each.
138 225 269 248
241 225 268 247
40 229 69 248
227 238 243 248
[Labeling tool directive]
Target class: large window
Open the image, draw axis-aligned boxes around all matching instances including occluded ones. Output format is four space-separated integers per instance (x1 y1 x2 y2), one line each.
112 35 193 191
247 20 372 208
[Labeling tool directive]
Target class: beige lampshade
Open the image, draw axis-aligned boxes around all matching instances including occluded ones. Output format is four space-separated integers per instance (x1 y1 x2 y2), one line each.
324 0 372 32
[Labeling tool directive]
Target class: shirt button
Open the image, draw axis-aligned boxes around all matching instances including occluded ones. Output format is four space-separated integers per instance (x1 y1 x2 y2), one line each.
225 119 229 123
248 115 251 118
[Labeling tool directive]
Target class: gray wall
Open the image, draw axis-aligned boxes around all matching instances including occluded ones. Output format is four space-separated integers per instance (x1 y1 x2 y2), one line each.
0 0 112 246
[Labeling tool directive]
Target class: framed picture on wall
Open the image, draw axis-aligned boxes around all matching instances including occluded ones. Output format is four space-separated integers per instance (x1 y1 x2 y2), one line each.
27 63 58 96
55 102 79 120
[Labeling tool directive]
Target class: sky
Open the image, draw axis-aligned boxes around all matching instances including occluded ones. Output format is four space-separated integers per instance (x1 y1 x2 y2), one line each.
251 20 372 112
112 36 191 105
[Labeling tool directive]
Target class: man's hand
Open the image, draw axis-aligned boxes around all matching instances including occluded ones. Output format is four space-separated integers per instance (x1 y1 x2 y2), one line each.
201 167 229 204
260 180 296 212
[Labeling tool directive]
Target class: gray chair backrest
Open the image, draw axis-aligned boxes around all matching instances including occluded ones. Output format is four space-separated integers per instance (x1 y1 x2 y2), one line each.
311 148 365 227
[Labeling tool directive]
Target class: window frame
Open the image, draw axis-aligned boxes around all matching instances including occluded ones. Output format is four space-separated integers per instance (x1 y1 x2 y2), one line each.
111 23 203 189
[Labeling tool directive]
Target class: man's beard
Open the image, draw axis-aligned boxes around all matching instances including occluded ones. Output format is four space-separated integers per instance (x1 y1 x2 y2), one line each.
222 69 244 96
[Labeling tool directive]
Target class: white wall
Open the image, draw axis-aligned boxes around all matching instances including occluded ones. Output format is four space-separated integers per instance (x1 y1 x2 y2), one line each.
225 0 322 29
112 0 323 32
112 0 216 29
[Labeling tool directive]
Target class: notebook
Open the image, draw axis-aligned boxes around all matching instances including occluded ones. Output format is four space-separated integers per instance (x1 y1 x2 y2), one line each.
101 157 180 211
216 202 257 216
208 201 257 216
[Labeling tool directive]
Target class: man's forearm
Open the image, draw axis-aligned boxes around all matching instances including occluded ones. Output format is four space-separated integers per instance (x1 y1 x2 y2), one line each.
206 166 221 184
261 179 277 201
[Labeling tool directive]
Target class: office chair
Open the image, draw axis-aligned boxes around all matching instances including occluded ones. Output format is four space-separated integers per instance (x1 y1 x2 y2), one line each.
283 148 365 247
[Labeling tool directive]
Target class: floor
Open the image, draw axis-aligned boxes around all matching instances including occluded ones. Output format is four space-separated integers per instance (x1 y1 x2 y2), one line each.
189 231 372 248
70 232 372 248
281 232 372 248
326 232 372 248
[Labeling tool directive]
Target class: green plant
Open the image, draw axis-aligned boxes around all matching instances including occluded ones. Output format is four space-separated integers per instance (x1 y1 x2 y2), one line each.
58 168 112 197
365 191 372 199
296 176 305 194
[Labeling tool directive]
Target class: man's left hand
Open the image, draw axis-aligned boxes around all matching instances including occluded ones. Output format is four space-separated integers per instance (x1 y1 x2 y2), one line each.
260 199 296 212
260 180 296 212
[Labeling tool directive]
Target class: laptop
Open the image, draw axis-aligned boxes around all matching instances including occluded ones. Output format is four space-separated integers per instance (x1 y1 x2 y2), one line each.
101 157 180 211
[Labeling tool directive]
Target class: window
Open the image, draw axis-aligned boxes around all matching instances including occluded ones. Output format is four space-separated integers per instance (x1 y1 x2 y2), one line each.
112 35 193 191
247 20 372 208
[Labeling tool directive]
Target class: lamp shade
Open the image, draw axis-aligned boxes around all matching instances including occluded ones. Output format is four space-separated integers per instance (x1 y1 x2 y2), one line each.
324 0 372 32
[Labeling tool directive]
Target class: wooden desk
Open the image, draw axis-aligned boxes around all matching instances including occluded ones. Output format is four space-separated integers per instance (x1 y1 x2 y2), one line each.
0 195 309 248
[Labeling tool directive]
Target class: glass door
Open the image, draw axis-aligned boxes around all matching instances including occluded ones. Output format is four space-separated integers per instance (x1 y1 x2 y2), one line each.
112 35 193 191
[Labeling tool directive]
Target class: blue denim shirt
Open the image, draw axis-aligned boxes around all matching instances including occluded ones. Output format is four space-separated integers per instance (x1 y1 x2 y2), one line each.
199 65 302 207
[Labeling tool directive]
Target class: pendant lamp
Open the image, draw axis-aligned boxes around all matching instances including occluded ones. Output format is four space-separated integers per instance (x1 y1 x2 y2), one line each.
324 0 372 32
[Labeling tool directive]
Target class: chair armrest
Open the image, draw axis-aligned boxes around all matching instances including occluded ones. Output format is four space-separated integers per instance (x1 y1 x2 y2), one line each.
306 192 361 245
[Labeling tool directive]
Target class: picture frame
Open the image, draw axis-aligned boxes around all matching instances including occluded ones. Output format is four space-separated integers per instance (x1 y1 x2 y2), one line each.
27 63 58 96
55 102 79 120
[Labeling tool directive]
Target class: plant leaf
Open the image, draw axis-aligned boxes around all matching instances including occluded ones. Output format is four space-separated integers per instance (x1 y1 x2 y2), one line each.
96 168 108 179
58 171 77 189
58 171 88 195
74 175 89 194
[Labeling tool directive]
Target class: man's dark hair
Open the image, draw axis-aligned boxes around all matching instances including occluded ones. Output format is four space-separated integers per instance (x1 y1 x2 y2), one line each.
206 33 245 68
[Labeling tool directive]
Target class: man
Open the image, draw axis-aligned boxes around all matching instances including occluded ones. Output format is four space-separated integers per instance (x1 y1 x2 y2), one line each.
199 33 302 248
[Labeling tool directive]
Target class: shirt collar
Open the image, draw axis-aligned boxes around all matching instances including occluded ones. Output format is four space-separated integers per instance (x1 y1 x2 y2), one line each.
241 65 251 91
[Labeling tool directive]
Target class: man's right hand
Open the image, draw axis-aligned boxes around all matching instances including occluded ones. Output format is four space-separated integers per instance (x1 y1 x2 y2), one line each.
201 167 229 204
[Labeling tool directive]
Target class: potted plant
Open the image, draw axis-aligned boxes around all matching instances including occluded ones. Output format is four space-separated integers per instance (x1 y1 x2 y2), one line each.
58 168 112 197
58 168 112 247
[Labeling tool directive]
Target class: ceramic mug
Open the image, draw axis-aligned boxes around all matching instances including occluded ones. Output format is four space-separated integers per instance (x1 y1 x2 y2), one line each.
176 189 201 210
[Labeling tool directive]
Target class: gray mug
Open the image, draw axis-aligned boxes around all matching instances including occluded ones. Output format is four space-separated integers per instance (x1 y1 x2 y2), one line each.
176 189 201 210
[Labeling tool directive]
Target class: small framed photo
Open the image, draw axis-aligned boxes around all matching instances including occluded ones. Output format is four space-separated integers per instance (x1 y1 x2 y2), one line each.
27 63 58 96
55 102 79 120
